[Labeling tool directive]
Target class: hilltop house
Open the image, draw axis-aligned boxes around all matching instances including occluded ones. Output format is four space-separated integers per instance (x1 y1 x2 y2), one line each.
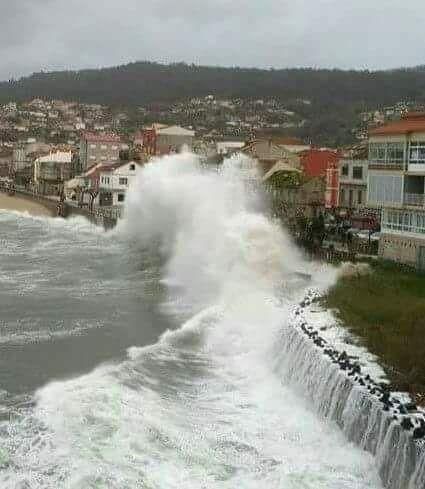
366 112 425 268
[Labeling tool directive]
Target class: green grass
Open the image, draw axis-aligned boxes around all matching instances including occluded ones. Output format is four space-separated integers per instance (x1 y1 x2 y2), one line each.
323 260 425 405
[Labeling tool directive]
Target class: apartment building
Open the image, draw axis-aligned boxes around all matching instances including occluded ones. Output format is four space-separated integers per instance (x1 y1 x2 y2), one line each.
79 133 122 170
339 159 368 209
367 112 425 268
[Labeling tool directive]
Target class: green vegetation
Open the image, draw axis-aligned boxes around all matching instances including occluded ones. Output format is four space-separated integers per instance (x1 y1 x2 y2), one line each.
323 260 425 405
267 171 304 188
3 62 425 145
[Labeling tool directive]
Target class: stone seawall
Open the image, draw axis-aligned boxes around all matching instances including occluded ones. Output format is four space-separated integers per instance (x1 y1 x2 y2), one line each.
64 204 118 229
11 188 119 229
276 289 425 489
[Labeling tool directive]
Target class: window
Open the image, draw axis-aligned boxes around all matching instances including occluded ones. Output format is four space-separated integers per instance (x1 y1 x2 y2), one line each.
341 165 349 176
90 144 97 149
112 145 118 151
101 156 106 160
130 164 136 171
409 141 425 164
387 143 404 163
368 174 403 205
340 188 345 204
358 190 362 204
101 145 107 150
369 143 386 163
119 177 128 185
353 166 363 180
369 142 404 165
90 156 96 160
118 193 125 202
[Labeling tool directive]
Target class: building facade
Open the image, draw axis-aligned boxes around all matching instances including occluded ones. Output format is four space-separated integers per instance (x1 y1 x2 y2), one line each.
140 125 195 156
34 151 72 195
242 138 305 174
339 159 368 209
12 141 51 172
79 133 122 170
325 163 339 209
0 148 13 178
97 161 139 207
300 149 340 179
155 126 195 155
367 113 425 268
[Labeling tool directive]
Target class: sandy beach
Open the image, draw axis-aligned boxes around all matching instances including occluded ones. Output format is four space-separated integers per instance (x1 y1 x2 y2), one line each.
0 193 53 217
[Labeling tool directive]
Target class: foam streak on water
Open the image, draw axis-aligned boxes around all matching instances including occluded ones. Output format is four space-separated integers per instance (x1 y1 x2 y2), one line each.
0 153 383 488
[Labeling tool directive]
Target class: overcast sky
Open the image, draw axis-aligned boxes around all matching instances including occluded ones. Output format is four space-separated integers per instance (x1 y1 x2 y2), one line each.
1 0 424 81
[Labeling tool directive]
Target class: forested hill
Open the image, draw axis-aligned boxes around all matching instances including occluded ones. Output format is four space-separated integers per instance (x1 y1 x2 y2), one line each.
2 62 425 108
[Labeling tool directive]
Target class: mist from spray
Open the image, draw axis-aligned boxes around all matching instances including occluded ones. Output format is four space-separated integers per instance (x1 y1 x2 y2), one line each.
118 152 306 308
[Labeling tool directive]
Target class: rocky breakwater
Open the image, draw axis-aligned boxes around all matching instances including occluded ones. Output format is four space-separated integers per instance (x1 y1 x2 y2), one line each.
276 289 425 489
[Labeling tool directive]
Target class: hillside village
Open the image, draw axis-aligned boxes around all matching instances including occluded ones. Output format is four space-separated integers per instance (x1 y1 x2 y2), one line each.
2 96 425 269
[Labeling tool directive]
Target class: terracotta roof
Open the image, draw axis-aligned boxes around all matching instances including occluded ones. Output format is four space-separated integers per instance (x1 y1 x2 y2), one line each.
83 161 124 178
370 113 425 136
82 132 121 143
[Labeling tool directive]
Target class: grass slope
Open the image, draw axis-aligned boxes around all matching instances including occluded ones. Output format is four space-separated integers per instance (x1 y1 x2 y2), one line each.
324 261 425 404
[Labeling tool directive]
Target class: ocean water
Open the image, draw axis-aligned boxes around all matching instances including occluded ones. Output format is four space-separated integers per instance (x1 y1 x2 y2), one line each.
0 153 383 488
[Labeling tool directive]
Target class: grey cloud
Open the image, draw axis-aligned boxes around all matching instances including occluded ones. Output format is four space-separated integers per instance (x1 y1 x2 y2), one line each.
0 0 425 81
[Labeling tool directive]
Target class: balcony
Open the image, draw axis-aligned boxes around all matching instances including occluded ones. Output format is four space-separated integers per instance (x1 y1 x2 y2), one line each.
382 208 425 236
404 193 425 207
368 160 404 170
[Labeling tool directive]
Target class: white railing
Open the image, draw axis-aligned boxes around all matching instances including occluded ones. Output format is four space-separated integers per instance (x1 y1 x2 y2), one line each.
404 193 425 207
382 208 425 235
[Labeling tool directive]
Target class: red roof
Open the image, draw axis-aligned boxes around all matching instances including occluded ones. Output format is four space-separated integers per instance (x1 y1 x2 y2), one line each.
370 113 425 136
84 161 123 177
82 132 122 143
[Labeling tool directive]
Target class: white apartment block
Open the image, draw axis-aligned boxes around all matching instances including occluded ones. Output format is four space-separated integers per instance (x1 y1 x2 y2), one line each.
367 113 425 268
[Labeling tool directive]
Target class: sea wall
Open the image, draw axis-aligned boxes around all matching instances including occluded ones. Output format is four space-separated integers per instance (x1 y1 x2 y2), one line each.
276 290 425 489
13 189 117 229
64 204 118 229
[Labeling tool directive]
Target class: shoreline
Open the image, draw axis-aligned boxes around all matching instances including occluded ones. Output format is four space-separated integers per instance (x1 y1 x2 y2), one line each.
0 193 54 217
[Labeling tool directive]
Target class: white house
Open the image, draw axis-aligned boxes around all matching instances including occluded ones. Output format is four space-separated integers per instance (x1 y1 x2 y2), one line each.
97 161 139 207
156 125 195 154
